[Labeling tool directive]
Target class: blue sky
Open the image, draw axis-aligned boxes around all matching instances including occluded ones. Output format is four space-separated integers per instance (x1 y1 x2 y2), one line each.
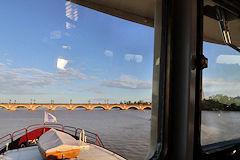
1 0 239 104
0 0 154 103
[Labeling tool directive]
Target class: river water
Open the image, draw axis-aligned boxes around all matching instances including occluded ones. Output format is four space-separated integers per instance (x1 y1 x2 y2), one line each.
1 110 239 159
201 111 240 145
0 110 151 160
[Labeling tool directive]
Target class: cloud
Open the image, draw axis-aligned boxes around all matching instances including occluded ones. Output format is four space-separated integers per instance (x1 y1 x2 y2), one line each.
58 68 87 80
0 69 54 95
101 75 152 89
216 55 240 66
203 78 240 87
0 59 13 66
50 30 61 39
124 54 143 63
89 75 97 80
62 45 71 50
55 58 87 79
84 87 105 94
57 58 68 70
104 50 113 57
0 62 5 66
203 78 240 97
88 87 105 94
0 66 87 95
6 59 13 65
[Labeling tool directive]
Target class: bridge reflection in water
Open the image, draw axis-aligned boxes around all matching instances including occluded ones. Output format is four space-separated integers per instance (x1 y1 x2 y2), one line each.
0 104 152 111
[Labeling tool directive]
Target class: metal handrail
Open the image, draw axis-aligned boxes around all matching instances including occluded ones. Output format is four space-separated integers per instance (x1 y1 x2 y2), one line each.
76 128 105 148
12 128 27 140
0 123 105 151
96 134 105 147
26 124 44 130
0 134 11 145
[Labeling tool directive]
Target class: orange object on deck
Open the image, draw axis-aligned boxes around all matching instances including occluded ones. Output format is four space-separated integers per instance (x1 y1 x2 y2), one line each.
38 129 80 160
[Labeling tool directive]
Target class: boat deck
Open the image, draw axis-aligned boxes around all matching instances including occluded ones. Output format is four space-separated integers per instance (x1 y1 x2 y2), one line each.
0 144 126 160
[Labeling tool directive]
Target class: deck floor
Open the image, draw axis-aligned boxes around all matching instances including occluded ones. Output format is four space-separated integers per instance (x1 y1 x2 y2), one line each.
1 144 125 160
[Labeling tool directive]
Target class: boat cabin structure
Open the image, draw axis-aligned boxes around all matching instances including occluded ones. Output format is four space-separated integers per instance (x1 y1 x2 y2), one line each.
68 0 240 159
0 0 240 159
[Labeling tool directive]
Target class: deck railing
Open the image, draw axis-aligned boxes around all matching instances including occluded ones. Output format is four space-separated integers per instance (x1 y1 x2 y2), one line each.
0 134 11 152
0 123 104 153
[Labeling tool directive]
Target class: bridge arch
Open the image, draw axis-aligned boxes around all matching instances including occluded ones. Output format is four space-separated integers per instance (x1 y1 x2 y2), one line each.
35 106 49 110
143 106 151 110
127 106 138 110
15 106 29 111
92 106 105 110
73 106 87 111
53 106 69 111
110 106 122 110
0 106 8 110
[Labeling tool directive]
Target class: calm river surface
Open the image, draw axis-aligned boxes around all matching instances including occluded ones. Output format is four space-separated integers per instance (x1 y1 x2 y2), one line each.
0 110 151 160
201 111 240 145
2 110 238 159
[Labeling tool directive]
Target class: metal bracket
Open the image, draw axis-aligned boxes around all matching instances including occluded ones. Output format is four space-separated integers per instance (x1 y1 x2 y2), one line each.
199 55 208 70
216 7 240 52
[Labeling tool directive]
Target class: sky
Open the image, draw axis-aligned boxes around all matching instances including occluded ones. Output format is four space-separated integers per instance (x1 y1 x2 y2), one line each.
203 42 240 98
0 0 239 104
0 0 154 104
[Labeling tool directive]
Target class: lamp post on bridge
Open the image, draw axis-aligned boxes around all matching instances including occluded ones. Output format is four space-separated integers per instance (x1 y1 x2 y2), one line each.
50 99 54 104
70 99 72 104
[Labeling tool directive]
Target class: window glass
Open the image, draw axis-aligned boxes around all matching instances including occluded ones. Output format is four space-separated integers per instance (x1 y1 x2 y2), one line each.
202 41 240 145
0 0 154 159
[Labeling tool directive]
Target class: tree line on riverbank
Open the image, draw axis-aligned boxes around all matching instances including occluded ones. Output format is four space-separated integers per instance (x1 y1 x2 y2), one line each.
120 100 151 105
202 94 240 111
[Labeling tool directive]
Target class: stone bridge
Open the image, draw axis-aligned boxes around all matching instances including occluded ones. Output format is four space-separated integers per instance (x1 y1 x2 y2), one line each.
0 103 152 111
